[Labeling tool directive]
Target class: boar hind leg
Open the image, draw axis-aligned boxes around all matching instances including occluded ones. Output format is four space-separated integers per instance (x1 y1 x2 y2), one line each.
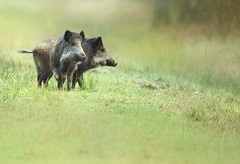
42 75 48 87
36 66 43 87
43 73 53 87
37 74 43 87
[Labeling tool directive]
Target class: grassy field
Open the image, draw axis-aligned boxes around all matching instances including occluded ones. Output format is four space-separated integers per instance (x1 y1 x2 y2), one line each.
0 0 240 164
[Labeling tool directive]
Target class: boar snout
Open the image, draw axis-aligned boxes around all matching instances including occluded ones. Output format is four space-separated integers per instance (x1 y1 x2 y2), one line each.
106 58 117 67
74 53 87 62
81 54 88 62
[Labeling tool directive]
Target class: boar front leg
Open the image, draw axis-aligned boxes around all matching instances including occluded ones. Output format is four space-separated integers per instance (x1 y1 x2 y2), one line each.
72 71 77 89
72 72 83 89
57 73 66 89
67 74 73 91
67 69 76 91
77 73 83 88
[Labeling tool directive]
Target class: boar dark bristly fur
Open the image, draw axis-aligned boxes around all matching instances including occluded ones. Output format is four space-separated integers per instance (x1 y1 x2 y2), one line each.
72 31 117 89
50 30 87 90
18 39 56 87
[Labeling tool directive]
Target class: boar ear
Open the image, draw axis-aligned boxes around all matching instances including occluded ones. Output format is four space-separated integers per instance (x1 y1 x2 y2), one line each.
96 37 103 47
64 30 72 42
80 31 85 40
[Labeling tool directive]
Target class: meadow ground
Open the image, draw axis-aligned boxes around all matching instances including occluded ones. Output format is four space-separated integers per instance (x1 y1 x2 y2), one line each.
0 0 240 164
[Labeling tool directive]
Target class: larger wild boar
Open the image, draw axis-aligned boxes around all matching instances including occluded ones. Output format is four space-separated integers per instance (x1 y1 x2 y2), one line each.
50 30 87 90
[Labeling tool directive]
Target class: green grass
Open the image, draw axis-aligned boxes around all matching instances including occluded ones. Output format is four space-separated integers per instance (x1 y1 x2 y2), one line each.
0 0 240 164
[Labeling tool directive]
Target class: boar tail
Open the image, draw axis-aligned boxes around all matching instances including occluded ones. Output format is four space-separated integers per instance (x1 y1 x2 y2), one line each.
17 49 33 53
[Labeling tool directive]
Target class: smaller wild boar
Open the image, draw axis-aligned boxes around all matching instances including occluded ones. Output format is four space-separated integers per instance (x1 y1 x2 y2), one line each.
50 30 87 90
72 31 117 89
18 39 56 87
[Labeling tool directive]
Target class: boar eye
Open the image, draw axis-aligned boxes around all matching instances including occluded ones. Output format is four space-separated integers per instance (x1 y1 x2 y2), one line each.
101 48 105 52
72 43 76 46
